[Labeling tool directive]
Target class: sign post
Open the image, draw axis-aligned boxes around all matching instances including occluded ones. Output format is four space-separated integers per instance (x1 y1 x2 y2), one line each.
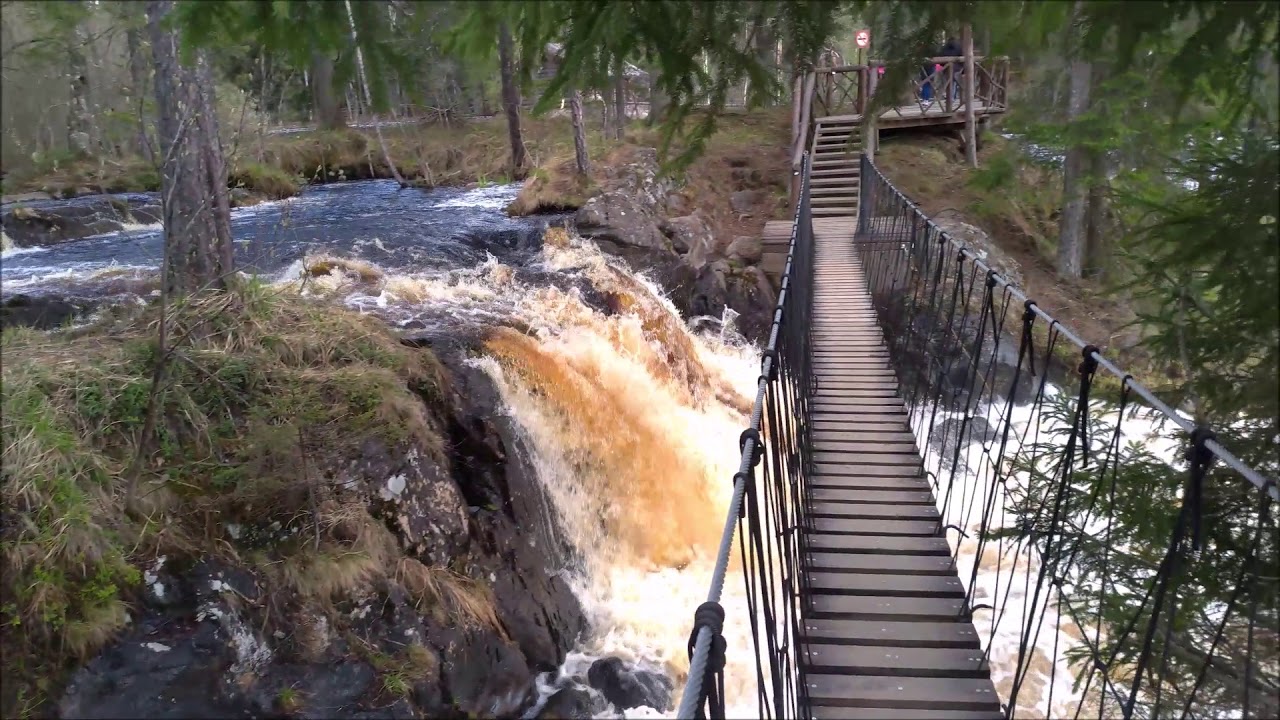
855 29 871 67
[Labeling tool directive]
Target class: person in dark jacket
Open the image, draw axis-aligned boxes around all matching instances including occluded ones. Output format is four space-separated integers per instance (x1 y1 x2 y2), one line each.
921 37 962 102
938 37 962 100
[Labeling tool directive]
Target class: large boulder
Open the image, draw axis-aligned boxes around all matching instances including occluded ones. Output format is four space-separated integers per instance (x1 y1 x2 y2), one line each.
586 657 674 712
575 190 672 261
726 235 763 264
729 189 763 215
1 193 162 248
931 213 1023 287
659 212 714 255
689 260 777 342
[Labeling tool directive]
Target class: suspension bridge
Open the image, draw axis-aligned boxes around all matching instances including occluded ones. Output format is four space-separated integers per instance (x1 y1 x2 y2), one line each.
678 55 1278 720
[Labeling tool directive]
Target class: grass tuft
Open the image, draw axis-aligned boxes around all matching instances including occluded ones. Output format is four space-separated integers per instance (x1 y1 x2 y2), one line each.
228 162 300 200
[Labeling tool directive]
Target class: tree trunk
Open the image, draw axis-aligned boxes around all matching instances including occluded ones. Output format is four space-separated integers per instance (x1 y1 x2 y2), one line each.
568 87 590 176
613 59 627 140
962 24 978 168
647 64 667 126
1057 55 1093 280
310 51 345 130
496 21 527 176
67 20 92 156
1083 147 1110 279
125 21 153 160
147 0 234 297
344 0 405 187
753 12 777 106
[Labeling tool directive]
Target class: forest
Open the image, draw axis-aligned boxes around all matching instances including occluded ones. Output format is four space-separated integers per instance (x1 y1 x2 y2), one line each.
0 1 1276 719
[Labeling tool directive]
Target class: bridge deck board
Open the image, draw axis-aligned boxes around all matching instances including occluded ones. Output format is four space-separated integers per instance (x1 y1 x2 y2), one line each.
799 224 999 715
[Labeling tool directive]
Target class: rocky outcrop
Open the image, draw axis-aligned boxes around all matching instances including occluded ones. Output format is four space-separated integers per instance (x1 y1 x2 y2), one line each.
2 193 162 248
58 358 587 719
932 212 1024 287
586 657 674 712
569 148 777 343
1 294 99 330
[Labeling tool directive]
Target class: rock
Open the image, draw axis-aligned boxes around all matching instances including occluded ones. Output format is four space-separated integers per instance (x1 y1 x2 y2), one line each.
659 212 714 255
427 619 531 717
445 365 588 671
726 235 763 264
1 294 97 330
58 615 251 720
575 191 671 260
688 261 777 343
58 360 588 720
1 191 53 205
664 192 691 216
586 657 674 712
536 686 602 719
1 192 162 247
339 439 469 567
729 189 763 215
931 213 1023 287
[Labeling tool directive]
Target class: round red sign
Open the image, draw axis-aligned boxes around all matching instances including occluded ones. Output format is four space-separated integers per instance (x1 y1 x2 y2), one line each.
855 30 871 49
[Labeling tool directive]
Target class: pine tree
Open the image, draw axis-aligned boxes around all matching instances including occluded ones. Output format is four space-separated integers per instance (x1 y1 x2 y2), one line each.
147 0 235 296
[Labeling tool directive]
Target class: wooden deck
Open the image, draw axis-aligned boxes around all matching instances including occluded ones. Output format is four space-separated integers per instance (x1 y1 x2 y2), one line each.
800 221 1000 718
820 98 1003 130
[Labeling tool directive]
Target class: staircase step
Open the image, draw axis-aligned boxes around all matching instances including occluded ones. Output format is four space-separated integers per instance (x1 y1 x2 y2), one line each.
812 196 860 205
813 207 859 216
812 167 862 177
811 185 860 195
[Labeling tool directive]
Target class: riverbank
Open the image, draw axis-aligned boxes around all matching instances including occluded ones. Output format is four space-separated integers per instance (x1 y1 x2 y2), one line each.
0 283 589 718
2 115 604 206
875 133 1151 377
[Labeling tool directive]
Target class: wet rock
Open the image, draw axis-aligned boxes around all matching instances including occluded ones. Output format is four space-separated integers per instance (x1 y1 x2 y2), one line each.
1 193 161 247
340 439 469 567
659 212 713 255
429 620 532 717
0 293 97 330
726 235 763 263
586 657 674 712
58 615 250 720
689 261 776 342
446 365 588 671
536 686 602 719
729 189 763 215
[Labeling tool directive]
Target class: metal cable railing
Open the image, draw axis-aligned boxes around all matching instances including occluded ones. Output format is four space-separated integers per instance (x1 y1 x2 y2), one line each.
677 153 815 720
854 151 1278 719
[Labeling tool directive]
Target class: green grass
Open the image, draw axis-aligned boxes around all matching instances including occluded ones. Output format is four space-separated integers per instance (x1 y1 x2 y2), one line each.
228 162 300 200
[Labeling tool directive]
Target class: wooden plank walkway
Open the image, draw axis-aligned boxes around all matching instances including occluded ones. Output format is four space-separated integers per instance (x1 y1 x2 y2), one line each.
800 222 1000 718
818 98 1003 130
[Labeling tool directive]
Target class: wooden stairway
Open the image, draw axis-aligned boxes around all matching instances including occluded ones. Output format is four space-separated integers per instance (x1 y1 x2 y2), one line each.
763 118 865 282
809 117 862 218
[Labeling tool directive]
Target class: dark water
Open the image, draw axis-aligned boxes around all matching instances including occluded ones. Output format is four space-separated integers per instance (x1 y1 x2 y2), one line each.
1 180 560 299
